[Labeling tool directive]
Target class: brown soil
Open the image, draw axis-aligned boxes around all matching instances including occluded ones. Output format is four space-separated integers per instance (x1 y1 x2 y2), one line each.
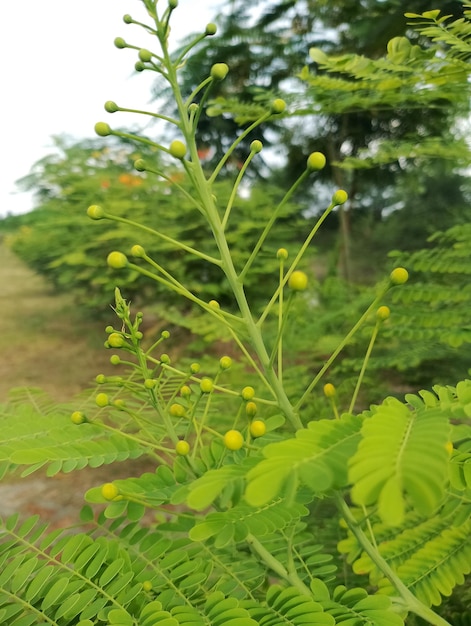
0 242 155 526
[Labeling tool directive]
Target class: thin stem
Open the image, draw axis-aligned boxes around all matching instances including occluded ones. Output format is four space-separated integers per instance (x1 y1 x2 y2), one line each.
222 150 258 230
246 533 312 596
294 288 388 411
348 321 380 413
268 291 294 369
240 169 310 282
335 495 452 626
105 213 221 266
258 201 335 326
208 113 271 184
114 105 180 127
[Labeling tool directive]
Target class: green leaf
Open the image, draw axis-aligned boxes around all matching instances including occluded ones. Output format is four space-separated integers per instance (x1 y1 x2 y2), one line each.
349 397 450 524
246 414 362 506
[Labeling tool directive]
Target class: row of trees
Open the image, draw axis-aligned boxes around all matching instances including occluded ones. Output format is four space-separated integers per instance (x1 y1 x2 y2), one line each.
2 0 471 387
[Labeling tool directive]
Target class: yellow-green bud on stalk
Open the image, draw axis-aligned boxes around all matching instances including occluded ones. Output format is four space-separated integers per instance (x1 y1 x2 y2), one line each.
107 333 125 348
332 189 348 205
104 100 119 113
110 355 121 365
107 251 128 269
288 270 308 291
71 411 86 425
169 403 185 417
144 378 156 389
95 122 112 137
169 140 187 159
138 48 153 62
142 581 153 592
87 205 105 220
175 440 190 456
307 152 326 171
224 429 244 450
190 362 200 374
114 399 126 409
180 385 191 397
131 244 146 258
271 98 286 114
200 378 214 393
114 37 127 49
210 63 229 80
95 393 109 407
160 354 171 364
250 420 266 438
277 248 288 260
390 267 409 285
376 305 391 321
219 356 232 370
246 401 257 417
169 0 178 9
134 159 146 171
101 482 119 500
123 14 133 24
241 386 255 400
205 23 217 35
209 300 220 309
135 61 145 72
323 383 336 398
250 140 263 153
96 374 106 384
161 330 170 339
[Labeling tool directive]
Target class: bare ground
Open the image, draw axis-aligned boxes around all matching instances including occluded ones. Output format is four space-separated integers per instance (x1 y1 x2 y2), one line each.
0 242 155 525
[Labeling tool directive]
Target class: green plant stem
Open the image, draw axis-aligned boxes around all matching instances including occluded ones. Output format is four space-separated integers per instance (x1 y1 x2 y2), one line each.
348 321 380 413
107 213 221 266
115 105 179 127
258 201 335 326
294 288 388 411
268 291 295 369
208 113 271 184
240 169 310 282
246 533 312 596
154 28 304 431
335 495 452 626
222 150 257 230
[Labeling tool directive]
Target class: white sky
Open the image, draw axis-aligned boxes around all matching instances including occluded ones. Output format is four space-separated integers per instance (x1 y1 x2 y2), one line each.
0 0 218 218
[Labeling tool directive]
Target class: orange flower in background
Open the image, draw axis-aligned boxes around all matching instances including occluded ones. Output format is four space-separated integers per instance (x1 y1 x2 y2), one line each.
100 179 110 189
118 173 133 185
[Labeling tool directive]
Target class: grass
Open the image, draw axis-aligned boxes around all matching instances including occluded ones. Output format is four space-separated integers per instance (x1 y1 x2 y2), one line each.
0 242 117 402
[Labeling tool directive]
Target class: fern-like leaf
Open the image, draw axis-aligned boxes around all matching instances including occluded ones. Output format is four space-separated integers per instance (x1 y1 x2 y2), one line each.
349 396 450 525
377 521 471 607
247 585 335 625
245 414 362 507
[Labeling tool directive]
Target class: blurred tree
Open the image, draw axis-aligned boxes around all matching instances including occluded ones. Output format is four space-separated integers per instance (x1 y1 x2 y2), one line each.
7 136 306 321
165 0 467 280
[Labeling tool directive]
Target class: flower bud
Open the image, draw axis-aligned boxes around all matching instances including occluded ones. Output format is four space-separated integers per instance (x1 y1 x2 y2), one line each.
390 267 409 285
169 140 187 159
114 37 127 49
307 152 326 171
271 99 286 114
104 100 119 113
332 189 348 205
107 251 128 269
210 63 229 80
95 122 112 137
205 23 217 35
87 205 105 220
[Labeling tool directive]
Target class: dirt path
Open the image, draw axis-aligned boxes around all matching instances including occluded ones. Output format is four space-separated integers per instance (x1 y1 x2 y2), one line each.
0 242 156 525
0 242 116 401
